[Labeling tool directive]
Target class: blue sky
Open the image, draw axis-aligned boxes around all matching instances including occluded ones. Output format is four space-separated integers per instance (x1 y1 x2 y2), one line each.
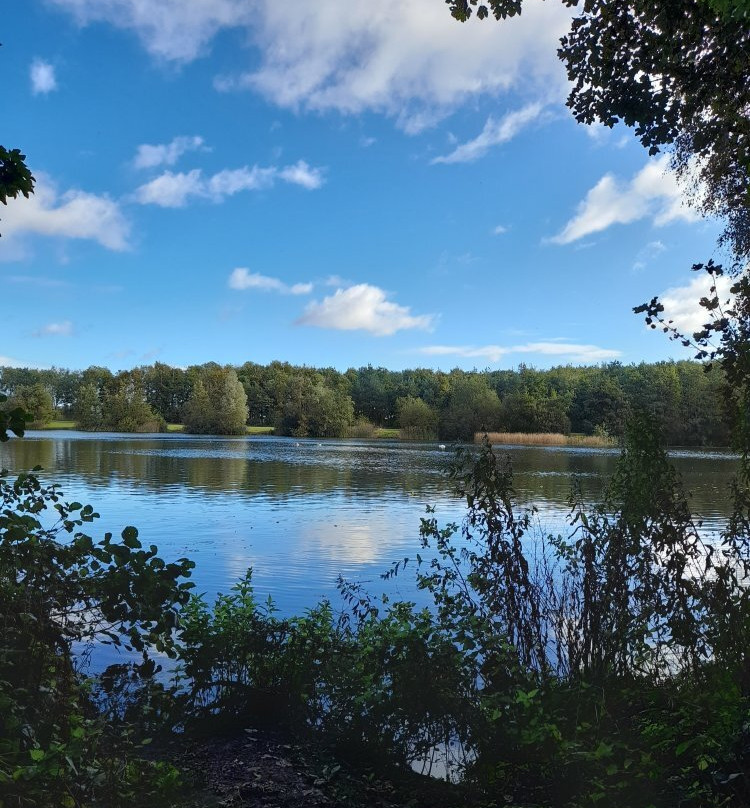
2 0 727 373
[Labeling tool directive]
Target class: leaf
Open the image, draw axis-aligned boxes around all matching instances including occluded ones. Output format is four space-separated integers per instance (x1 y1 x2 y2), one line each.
121 525 140 548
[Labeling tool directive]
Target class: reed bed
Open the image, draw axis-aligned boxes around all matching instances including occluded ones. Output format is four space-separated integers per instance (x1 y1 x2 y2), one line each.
478 431 616 448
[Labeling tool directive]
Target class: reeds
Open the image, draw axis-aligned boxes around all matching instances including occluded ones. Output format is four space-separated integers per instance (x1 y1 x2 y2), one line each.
478 431 616 448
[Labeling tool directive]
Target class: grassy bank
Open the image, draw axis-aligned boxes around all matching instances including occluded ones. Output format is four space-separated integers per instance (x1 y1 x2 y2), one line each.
33 423 616 447
167 423 402 439
375 427 401 439
166 424 276 435
479 431 616 448
38 419 76 430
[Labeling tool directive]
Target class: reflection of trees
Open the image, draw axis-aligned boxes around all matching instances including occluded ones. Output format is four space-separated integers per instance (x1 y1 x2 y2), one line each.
0 439 56 473
0 437 738 521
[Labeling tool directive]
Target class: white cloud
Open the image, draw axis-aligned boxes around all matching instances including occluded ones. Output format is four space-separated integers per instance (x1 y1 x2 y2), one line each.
222 1 570 130
206 166 277 196
432 103 545 164
551 155 699 245
632 239 667 272
30 59 57 94
324 274 350 287
492 224 509 235
228 268 313 295
277 161 325 190
47 0 254 63
0 174 130 253
657 272 735 337
420 341 621 364
34 320 74 337
297 283 435 336
49 0 571 129
133 168 203 207
133 135 208 169
134 161 324 207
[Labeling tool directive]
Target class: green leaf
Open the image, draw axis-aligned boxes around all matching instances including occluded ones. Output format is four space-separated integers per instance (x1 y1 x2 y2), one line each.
121 525 140 548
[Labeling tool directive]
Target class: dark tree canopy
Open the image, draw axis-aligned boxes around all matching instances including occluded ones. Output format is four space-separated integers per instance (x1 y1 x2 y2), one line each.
0 146 34 208
0 143 34 439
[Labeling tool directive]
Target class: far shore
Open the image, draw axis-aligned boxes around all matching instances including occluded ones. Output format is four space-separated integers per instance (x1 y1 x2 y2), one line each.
29 423 731 450
36 421 401 439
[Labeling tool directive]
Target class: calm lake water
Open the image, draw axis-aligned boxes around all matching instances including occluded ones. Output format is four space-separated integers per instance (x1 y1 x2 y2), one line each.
0 432 740 615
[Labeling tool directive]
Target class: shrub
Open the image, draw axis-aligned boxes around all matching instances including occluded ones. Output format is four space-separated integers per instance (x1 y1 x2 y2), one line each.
397 396 438 440
183 366 248 435
0 469 194 806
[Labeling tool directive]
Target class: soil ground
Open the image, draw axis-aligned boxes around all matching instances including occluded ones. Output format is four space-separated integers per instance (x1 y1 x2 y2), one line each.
174 728 467 808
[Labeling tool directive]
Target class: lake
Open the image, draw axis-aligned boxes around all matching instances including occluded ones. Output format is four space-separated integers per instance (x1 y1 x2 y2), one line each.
0 432 740 615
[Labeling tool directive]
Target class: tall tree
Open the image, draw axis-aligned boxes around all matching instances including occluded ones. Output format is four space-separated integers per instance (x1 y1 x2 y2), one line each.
0 142 34 441
183 365 248 435
397 395 439 440
8 384 55 428
441 375 502 441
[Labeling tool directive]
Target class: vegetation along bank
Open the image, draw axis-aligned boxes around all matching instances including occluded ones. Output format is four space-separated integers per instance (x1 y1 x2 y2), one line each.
0 358 730 445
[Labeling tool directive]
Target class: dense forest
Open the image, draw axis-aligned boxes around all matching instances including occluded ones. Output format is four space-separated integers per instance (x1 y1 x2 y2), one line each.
0 358 730 445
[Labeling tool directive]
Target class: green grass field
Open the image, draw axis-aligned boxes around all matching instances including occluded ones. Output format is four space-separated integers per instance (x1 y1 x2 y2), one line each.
39 420 76 430
40 422 398 438
375 427 401 439
167 424 275 435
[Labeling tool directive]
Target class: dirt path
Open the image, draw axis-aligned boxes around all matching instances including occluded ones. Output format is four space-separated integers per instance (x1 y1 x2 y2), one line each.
175 728 466 808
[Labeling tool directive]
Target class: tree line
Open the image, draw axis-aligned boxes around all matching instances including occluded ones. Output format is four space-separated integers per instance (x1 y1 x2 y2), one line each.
0 358 730 445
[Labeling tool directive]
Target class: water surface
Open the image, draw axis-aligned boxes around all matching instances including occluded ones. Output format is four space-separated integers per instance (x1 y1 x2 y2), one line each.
0 432 738 614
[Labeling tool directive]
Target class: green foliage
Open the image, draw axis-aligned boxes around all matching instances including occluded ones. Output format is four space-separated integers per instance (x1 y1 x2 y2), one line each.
182 365 248 435
440 375 501 441
141 362 192 425
500 389 572 434
407 429 750 804
397 395 438 440
176 573 340 730
167 424 750 804
273 371 354 438
74 381 105 430
570 374 626 437
0 469 195 806
74 374 165 433
0 146 34 239
347 415 378 438
175 572 477 774
0 393 27 442
0 359 733 445
8 383 56 428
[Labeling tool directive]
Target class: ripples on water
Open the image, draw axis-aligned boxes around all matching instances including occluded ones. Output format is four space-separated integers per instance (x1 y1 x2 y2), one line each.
0 432 740 616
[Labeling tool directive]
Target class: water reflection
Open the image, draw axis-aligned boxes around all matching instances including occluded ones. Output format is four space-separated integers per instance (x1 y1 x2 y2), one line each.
0 432 740 613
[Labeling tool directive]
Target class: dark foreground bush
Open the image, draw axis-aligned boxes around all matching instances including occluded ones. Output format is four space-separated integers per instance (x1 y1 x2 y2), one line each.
0 469 194 807
170 419 750 806
6 418 750 807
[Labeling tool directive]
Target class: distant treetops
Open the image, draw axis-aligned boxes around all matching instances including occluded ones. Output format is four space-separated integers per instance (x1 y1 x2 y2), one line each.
0 359 731 445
